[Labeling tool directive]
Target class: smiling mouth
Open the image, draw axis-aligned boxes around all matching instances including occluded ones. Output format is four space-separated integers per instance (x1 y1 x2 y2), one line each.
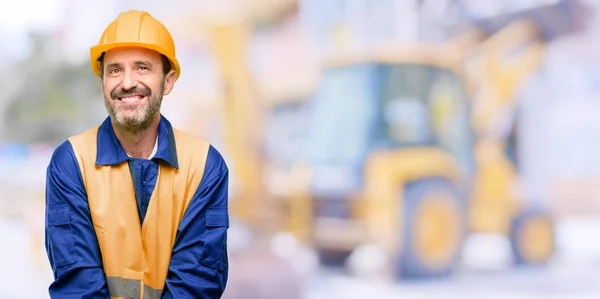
116 95 146 103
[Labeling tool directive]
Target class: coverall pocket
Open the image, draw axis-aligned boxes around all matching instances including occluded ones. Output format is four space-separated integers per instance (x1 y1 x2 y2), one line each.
199 208 229 272
46 206 77 267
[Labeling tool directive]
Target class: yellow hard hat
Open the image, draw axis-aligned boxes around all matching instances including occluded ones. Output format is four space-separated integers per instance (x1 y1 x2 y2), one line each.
90 10 181 80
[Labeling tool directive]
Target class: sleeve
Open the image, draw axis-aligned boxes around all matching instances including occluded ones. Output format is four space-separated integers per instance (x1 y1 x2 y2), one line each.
45 140 110 298
162 145 230 299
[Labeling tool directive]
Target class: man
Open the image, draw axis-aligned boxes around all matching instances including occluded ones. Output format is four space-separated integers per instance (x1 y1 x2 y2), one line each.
44 10 229 298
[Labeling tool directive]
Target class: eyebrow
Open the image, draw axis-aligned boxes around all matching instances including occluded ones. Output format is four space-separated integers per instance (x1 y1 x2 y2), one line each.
106 62 122 70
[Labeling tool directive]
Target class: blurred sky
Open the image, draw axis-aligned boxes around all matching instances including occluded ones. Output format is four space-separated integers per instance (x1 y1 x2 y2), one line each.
0 0 63 59
0 0 188 62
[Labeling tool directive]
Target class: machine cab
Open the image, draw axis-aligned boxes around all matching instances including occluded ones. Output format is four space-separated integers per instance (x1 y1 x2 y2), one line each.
306 51 475 199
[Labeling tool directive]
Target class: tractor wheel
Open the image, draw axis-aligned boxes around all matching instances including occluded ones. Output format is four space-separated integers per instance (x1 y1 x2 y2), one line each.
397 178 466 279
509 209 555 266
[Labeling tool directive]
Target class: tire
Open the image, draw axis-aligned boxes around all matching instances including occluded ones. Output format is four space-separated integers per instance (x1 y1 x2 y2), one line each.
509 208 555 266
396 178 467 279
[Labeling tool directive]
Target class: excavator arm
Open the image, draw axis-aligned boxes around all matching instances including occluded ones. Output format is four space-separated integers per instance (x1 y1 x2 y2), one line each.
199 0 300 231
455 0 589 235
469 19 546 138
205 23 266 227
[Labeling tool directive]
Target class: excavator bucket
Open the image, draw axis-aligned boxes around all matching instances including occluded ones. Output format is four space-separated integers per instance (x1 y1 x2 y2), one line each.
448 0 591 41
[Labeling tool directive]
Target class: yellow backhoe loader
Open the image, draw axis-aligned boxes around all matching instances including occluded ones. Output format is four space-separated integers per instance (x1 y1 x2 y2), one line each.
282 0 586 280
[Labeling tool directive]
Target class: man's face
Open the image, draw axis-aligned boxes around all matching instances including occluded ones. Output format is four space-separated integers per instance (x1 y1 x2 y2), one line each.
101 47 176 133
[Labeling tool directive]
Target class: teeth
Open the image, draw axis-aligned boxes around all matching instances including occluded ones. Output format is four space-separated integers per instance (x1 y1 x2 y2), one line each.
121 96 142 102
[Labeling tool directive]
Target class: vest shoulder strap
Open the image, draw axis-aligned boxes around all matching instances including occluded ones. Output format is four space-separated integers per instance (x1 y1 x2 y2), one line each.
172 129 211 188
67 126 100 189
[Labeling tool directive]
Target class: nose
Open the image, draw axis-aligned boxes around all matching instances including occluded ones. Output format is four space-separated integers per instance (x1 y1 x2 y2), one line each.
121 69 138 91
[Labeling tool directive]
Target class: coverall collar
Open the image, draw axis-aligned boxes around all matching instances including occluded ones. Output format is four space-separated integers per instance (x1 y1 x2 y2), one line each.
95 114 179 169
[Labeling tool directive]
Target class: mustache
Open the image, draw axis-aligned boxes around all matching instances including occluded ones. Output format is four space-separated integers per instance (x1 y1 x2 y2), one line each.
111 86 151 99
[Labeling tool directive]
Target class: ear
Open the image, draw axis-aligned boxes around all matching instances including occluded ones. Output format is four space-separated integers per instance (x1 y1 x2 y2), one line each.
162 70 177 96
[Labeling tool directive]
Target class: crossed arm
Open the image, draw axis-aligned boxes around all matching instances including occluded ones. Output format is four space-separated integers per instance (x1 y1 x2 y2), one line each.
45 141 229 298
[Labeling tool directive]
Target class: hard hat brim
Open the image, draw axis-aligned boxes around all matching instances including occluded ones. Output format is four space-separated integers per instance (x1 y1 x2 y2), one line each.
90 41 181 80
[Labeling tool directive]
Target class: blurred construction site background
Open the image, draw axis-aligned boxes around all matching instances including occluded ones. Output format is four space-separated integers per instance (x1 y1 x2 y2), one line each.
2 0 600 298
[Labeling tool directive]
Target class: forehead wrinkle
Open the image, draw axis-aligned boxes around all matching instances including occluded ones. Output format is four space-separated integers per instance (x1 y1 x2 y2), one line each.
133 60 153 66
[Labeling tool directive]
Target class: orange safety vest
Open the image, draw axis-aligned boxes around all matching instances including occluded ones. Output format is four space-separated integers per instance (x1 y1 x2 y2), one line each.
69 126 210 299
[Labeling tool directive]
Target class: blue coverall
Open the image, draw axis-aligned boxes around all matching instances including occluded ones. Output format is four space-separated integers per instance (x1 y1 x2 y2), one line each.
45 115 229 298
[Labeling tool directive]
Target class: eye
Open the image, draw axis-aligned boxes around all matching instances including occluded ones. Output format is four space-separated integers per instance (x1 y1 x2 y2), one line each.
108 68 120 74
138 66 149 71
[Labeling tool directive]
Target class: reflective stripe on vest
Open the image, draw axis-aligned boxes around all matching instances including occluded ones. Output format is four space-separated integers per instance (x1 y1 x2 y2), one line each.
69 126 209 299
106 276 163 299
